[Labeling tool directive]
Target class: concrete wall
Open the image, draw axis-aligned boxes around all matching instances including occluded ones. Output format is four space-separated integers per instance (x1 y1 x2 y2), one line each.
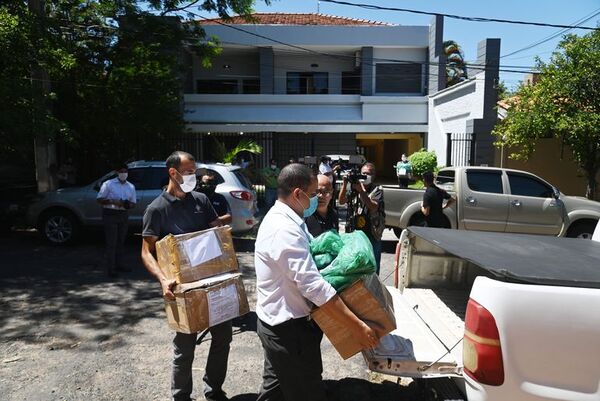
496 139 599 199
428 76 485 165
202 25 429 48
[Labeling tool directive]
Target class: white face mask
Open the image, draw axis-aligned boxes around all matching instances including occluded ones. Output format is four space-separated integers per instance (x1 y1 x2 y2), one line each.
177 171 197 193
270 164 277 169
362 175 373 185
118 172 128 182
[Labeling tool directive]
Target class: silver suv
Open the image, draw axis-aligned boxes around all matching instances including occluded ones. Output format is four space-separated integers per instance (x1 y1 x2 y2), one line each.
27 161 259 244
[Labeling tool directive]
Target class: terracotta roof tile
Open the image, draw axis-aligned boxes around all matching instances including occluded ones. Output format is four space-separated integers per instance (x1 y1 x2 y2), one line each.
200 13 393 26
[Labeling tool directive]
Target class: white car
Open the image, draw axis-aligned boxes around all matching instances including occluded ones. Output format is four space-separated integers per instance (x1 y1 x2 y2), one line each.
27 161 259 244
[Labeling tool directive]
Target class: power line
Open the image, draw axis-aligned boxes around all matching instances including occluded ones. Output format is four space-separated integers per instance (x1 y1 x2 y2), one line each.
500 8 600 58
189 12 539 75
319 0 600 31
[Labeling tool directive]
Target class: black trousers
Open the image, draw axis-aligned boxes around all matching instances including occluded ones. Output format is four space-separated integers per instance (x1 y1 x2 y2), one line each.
102 209 128 274
256 317 327 401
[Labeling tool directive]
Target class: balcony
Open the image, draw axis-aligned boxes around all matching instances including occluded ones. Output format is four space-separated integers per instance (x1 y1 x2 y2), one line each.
183 94 428 133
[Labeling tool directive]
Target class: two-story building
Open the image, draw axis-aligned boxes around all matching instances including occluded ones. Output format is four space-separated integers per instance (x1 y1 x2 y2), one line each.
182 13 500 179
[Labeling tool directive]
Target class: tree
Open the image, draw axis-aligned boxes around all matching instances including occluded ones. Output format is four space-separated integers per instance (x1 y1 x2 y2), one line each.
493 29 600 199
408 149 437 178
443 40 468 87
0 0 267 182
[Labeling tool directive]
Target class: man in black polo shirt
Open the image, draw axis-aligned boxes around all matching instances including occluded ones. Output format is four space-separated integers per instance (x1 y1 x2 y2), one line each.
197 173 232 226
141 151 230 401
421 171 454 228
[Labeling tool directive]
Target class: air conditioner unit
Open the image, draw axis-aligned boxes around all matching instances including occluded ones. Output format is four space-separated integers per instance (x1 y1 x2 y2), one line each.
354 50 361 68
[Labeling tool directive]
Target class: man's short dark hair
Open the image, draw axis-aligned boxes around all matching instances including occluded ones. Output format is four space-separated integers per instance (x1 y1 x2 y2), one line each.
115 163 128 171
362 162 376 172
166 151 195 170
423 171 435 184
277 163 315 197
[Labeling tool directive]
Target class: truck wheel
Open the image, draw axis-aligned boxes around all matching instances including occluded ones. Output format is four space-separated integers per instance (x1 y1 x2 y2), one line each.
566 220 597 239
409 213 427 227
39 210 80 245
393 227 402 238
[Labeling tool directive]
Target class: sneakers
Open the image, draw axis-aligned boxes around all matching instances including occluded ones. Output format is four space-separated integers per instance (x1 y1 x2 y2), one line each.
205 391 229 401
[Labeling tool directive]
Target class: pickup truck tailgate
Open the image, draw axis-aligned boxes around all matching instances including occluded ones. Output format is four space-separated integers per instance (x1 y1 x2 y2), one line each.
363 286 465 378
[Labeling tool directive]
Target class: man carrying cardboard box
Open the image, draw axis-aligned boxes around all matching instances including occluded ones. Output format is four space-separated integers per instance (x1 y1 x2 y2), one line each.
141 151 230 401
254 163 380 401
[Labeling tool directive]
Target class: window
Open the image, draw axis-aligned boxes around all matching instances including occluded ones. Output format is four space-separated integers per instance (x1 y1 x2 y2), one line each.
286 72 328 94
342 71 361 94
196 79 238 94
436 170 455 191
234 170 253 190
508 173 553 198
242 79 260 94
375 63 422 94
147 167 169 190
466 170 503 194
200 169 225 185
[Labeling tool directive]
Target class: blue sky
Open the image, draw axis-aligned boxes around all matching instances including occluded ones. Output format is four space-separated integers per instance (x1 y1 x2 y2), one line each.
200 0 600 89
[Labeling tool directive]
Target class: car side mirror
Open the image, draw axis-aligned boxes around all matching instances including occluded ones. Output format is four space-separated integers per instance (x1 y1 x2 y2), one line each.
552 187 560 199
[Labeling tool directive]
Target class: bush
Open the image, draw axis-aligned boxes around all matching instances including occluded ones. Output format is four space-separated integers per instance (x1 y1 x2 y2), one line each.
409 149 437 178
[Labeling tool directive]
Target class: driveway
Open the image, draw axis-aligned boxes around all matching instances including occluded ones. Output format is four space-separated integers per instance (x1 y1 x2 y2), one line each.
0 230 423 401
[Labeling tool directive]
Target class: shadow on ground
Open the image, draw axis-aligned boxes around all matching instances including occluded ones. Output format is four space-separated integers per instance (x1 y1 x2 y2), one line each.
0 230 256 350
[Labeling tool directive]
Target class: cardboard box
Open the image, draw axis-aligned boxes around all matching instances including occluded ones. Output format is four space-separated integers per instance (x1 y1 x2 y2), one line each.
156 226 238 284
165 272 249 334
311 274 396 360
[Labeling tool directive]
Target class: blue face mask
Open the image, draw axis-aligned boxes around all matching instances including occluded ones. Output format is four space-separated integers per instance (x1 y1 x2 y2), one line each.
298 190 318 218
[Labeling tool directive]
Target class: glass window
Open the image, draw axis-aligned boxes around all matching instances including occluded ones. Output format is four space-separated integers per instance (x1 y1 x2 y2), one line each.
375 63 422 93
196 79 239 94
436 170 455 191
342 71 361 94
146 167 169 190
286 72 328 94
508 173 553 198
242 79 260 94
466 170 504 194
204 169 225 185
234 170 252 189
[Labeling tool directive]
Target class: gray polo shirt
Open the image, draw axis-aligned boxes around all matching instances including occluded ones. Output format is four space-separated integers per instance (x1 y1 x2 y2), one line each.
142 191 218 239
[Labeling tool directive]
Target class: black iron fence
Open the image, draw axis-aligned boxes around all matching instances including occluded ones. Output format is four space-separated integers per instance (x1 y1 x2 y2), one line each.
446 133 476 167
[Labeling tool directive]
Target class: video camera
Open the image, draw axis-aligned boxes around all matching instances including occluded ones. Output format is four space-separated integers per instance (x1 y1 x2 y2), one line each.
345 155 367 185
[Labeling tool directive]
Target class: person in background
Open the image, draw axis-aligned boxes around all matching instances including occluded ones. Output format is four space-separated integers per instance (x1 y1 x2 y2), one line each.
197 174 232 225
338 162 385 274
305 174 339 237
318 156 333 184
421 171 455 228
141 151 231 401
288 156 297 165
261 158 280 210
395 154 412 189
96 163 136 277
254 163 379 401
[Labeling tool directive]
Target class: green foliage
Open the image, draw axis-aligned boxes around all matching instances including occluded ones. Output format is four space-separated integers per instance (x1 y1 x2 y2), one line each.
409 149 438 177
493 29 600 199
223 139 263 164
0 0 265 179
443 40 468 87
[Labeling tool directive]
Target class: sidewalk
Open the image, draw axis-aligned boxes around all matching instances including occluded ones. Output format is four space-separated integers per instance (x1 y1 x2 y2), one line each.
0 231 413 401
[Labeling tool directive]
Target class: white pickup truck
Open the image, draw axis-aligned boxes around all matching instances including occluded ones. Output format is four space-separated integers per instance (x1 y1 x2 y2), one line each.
383 167 600 239
363 225 600 401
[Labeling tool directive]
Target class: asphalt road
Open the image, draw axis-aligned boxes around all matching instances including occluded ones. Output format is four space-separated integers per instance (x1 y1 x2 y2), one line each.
0 229 423 401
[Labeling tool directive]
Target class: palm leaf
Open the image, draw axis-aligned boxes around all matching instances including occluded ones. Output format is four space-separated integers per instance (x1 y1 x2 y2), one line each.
223 139 263 163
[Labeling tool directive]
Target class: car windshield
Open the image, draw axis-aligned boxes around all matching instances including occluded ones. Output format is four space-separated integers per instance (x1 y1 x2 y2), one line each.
233 170 253 190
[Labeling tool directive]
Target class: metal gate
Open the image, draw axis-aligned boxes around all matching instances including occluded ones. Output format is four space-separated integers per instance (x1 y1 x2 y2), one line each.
446 133 476 167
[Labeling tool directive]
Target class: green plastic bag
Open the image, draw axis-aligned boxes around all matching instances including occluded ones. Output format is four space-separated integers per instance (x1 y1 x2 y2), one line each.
309 230 344 256
313 253 335 269
320 231 376 291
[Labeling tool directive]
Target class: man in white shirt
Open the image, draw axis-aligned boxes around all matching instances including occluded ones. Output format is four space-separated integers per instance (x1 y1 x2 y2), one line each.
97 163 136 277
255 163 379 401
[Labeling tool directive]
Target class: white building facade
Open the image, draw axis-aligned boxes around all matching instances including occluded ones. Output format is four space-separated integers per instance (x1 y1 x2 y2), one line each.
181 14 500 177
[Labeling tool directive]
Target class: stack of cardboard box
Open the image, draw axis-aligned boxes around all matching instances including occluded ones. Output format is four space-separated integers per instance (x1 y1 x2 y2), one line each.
156 226 249 334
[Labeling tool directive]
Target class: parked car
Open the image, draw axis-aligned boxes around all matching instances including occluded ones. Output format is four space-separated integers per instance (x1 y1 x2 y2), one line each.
26 161 259 244
364 225 600 400
383 166 600 239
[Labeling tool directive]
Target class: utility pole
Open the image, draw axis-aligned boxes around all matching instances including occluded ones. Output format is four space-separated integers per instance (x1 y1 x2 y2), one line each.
28 0 57 193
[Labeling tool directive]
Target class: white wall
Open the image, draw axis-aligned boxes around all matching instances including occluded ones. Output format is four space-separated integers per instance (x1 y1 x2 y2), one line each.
428 73 486 165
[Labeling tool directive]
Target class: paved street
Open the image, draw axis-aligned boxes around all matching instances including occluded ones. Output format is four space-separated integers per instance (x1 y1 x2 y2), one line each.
0 229 414 401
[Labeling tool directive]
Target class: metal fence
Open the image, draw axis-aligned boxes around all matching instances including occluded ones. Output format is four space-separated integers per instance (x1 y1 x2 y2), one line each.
446 133 476 167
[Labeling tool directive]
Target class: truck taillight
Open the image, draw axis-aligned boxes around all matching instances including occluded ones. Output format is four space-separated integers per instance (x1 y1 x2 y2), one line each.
463 299 504 386
230 191 253 201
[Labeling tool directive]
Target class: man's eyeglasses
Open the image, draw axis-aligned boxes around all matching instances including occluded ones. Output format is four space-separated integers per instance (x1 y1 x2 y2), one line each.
316 190 332 197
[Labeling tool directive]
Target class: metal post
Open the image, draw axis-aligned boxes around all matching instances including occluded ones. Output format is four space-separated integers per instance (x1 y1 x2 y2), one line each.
446 133 452 167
